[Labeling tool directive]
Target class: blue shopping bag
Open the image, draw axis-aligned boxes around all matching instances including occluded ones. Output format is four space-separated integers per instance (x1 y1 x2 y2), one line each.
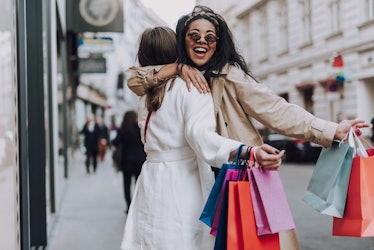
214 179 231 250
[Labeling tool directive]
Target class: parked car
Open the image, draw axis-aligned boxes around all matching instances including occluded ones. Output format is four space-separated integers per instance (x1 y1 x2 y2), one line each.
259 128 322 163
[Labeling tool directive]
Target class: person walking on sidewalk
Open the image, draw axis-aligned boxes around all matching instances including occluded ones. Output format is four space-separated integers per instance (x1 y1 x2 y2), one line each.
97 117 110 162
121 26 284 250
80 113 101 174
112 111 146 213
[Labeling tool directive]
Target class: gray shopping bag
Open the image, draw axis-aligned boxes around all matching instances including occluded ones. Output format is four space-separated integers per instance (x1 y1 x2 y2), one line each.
302 141 354 218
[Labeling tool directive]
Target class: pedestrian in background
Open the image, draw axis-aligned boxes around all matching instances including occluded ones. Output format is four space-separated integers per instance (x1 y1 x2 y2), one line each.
80 114 101 174
97 117 110 162
112 111 146 213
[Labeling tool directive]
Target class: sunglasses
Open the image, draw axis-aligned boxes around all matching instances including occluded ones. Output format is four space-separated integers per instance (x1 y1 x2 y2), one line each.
187 32 218 44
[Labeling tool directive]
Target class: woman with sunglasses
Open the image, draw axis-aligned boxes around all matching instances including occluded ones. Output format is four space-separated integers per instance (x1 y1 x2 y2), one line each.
121 26 284 250
126 6 369 249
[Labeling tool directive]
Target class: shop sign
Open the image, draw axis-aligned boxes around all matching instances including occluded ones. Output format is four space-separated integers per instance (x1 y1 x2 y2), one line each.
78 57 106 74
66 0 124 33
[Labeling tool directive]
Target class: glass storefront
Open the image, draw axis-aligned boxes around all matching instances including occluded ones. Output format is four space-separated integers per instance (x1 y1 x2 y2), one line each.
0 0 19 249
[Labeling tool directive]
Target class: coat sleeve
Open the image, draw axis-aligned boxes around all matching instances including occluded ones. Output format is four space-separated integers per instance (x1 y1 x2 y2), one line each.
181 86 243 168
126 65 165 96
226 66 337 147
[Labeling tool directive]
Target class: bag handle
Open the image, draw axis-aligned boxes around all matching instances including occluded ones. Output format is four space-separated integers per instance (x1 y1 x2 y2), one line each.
240 146 251 180
232 145 251 180
348 128 368 157
232 144 245 167
359 136 374 149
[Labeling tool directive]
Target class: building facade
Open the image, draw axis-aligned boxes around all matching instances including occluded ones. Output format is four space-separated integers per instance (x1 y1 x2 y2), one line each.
112 0 168 125
198 0 374 136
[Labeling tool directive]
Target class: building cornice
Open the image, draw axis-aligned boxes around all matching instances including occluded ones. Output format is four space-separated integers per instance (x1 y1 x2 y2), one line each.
235 0 267 19
254 41 374 78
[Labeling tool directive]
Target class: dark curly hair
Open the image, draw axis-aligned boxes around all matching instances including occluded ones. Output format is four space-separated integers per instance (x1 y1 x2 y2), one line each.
176 5 252 78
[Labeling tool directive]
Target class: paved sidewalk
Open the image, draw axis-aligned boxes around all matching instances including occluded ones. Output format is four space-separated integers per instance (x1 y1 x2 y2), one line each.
48 151 126 250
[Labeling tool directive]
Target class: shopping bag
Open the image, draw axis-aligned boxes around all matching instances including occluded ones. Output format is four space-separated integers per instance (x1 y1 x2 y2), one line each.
210 168 244 236
226 180 280 250
200 164 242 227
333 135 374 237
302 140 354 217
200 144 247 228
214 179 231 250
249 167 295 235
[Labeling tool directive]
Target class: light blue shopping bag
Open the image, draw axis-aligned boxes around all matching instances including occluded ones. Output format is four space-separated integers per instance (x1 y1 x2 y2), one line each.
302 141 354 218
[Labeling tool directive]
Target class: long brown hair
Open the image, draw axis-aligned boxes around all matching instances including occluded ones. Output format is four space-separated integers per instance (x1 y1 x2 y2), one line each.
137 27 178 112
120 111 138 133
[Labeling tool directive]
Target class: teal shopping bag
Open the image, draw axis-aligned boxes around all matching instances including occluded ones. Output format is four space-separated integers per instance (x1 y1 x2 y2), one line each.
302 141 354 218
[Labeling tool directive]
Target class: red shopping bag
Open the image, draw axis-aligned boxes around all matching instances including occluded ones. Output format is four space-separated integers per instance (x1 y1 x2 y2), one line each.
227 180 280 250
332 154 374 237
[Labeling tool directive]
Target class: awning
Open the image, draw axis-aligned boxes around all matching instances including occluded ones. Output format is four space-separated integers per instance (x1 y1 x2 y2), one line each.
77 84 107 107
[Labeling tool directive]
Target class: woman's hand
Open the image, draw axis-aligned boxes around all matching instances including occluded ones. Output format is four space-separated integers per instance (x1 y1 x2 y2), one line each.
178 64 210 94
254 144 285 171
334 119 370 140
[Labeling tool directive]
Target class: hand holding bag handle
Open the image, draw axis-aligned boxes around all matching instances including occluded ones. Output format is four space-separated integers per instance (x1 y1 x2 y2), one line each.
348 128 368 157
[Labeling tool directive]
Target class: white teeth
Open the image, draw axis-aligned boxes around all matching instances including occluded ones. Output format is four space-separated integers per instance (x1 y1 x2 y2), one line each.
194 47 207 53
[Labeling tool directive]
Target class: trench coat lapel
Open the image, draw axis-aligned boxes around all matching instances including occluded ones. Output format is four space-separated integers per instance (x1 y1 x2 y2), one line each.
211 65 230 116
211 79 224 117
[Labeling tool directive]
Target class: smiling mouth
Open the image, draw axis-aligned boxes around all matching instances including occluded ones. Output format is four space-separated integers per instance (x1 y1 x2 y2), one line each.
193 47 207 56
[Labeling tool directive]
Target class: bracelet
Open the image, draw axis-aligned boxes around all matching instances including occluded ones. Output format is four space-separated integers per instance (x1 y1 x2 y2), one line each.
253 146 258 163
249 146 255 167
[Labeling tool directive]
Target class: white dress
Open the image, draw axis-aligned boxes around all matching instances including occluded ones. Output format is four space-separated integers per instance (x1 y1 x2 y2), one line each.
121 78 242 250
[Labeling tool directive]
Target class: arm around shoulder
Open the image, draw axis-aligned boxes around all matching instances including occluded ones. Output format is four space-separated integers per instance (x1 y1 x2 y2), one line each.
127 64 176 96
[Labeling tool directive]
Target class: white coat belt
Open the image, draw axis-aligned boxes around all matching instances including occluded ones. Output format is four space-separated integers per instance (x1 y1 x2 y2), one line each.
146 147 195 162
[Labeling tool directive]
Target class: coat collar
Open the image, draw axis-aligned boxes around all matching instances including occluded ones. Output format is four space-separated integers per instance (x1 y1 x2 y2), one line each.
210 63 235 116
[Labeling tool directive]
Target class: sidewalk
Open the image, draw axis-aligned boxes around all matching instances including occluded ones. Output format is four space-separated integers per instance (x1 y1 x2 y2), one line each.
48 151 126 250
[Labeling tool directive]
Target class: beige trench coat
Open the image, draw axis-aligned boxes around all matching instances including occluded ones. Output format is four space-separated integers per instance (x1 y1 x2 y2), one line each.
127 64 339 250
127 64 337 147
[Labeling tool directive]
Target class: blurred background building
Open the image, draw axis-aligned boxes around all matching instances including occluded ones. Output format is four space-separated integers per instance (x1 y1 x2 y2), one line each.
0 0 373 249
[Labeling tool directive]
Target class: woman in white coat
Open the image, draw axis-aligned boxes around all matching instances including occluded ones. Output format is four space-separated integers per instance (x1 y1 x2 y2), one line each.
120 26 284 250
